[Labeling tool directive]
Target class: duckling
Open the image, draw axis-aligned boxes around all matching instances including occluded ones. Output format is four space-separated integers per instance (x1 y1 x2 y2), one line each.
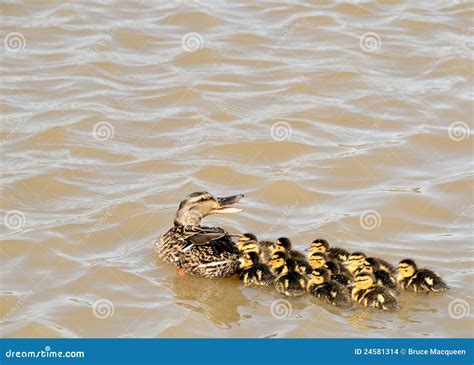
397 259 449 293
273 237 307 261
345 251 367 273
325 261 353 287
237 233 272 264
309 238 350 263
274 258 308 297
307 268 352 308
354 261 398 294
269 251 291 276
352 273 399 311
238 251 274 287
308 252 327 269
366 257 395 274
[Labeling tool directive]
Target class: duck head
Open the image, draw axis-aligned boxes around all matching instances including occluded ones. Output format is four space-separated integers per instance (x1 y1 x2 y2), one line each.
174 191 244 226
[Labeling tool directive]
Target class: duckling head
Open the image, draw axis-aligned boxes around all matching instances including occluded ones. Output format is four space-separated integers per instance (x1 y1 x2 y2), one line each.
174 192 244 226
270 251 290 272
309 239 329 254
239 240 261 255
238 251 260 269
239 233 257 243
354 262 373 276
345 252 367 272
324 261 340 274
354 272 375 290
283 258 298 273
398 259 417 278
309 252 327 269
308 268 330 287
273 237 292 253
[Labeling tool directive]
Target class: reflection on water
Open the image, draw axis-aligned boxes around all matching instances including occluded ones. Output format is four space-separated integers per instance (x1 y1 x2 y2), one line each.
1 1 473 338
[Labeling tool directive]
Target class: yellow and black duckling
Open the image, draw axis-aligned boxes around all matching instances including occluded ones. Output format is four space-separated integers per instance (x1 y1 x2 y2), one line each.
309 238 350 263
345 251 367 274
309 252 352 287
274 258 308 297
354 261 398 294
325 260 353 287
397 259 449 293
366 256 395 274
237 233 273 264
269 251 291 276
156 191 244 278
273 237 307 261
351 272 399 311
307 268 352 308
238 251 275 287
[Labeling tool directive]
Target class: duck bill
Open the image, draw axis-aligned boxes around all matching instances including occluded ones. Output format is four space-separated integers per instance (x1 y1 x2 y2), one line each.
211 194 244 214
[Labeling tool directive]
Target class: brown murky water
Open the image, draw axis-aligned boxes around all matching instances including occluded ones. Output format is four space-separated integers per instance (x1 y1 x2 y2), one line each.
1 1 473 338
